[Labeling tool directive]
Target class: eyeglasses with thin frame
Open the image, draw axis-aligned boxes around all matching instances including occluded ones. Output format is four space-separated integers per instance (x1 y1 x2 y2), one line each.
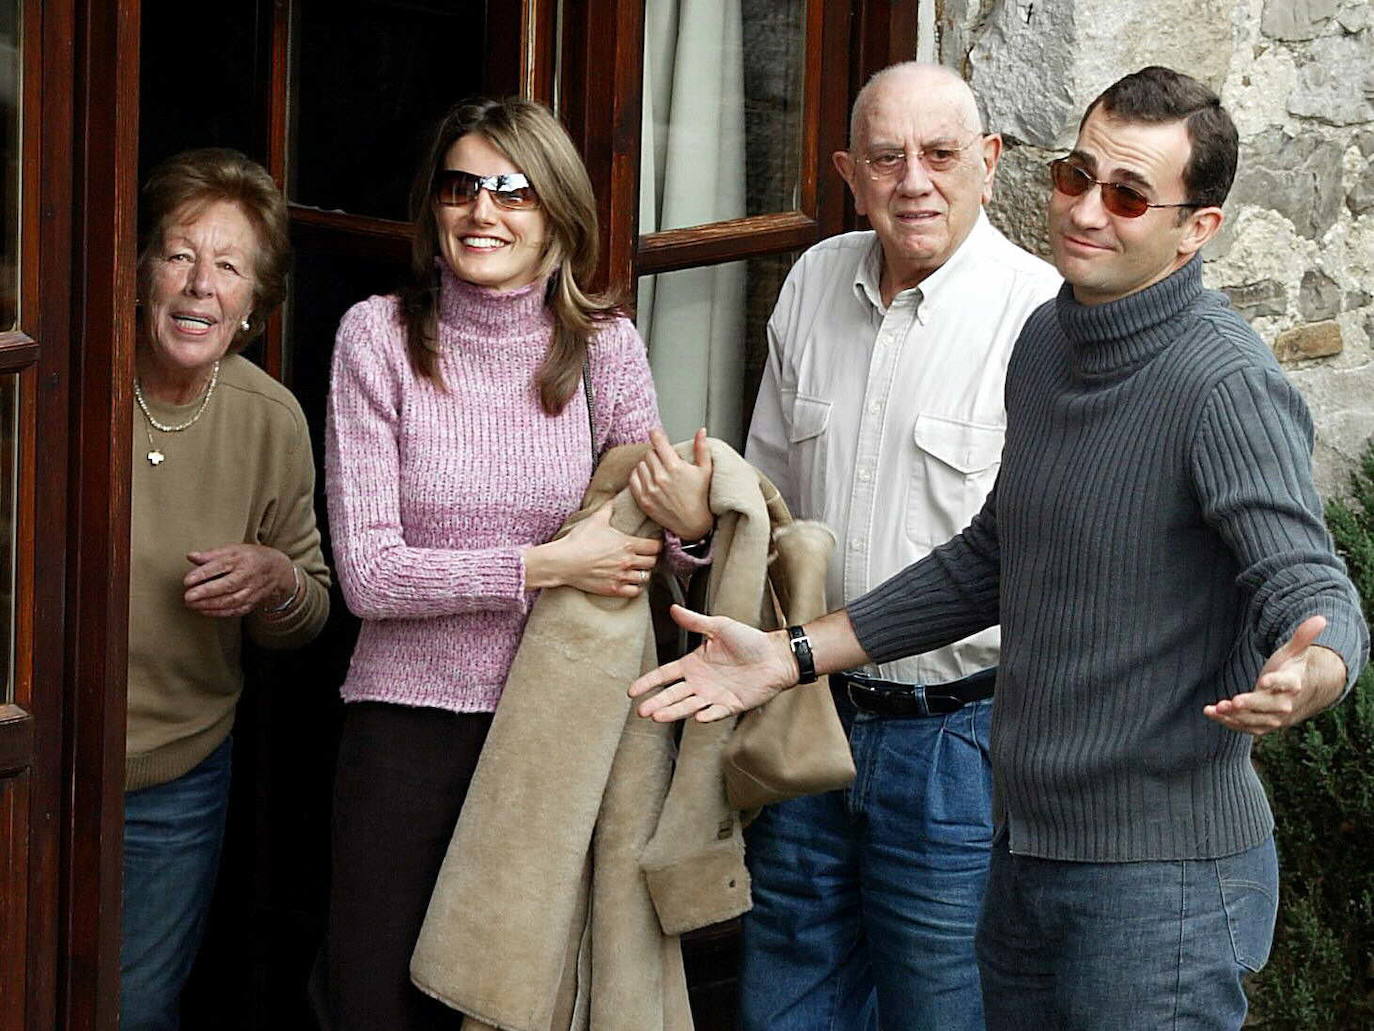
434 169 540 210
860 136 983 180
1047 158 1202 219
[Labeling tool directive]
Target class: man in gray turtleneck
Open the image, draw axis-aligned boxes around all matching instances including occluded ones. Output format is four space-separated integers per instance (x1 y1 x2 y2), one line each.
631 67 1368 1031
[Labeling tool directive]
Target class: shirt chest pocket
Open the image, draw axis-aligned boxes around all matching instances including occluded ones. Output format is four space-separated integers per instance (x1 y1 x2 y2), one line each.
906 414 1004 548
787 394 831 513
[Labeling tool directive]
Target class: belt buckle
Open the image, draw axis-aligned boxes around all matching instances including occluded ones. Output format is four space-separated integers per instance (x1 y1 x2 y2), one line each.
844 677 884 713
921 691 964 716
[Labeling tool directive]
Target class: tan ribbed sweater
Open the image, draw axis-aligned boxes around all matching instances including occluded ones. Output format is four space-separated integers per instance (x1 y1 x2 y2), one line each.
127 354 330 790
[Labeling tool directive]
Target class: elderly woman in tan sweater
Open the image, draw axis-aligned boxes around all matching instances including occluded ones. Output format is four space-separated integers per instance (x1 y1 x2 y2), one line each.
124 148 330 1030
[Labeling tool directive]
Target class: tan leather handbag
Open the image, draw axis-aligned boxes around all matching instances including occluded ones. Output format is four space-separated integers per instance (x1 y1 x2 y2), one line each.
722 520 856 810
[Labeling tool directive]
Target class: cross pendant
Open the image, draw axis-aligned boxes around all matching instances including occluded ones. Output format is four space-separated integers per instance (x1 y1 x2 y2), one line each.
147 450 165 466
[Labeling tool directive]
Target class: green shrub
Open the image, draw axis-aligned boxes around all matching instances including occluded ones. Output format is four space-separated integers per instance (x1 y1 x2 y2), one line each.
1249 440 1374 1028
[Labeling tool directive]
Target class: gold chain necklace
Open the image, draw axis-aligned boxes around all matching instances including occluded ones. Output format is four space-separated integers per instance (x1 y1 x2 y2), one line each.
133 360 221 467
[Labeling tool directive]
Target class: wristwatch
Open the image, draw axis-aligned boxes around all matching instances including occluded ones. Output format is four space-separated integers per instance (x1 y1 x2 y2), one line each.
786 625 818 684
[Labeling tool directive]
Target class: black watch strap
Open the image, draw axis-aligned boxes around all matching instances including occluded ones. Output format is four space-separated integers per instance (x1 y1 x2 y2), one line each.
786 625 818 685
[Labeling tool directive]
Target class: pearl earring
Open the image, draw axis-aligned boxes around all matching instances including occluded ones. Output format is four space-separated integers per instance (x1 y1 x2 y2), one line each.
240 318 251 332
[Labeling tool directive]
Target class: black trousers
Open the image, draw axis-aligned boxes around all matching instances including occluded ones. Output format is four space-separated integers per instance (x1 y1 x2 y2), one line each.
325 701 493 1030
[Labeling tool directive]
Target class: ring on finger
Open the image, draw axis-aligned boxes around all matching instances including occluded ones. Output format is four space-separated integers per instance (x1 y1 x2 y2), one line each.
639 569 650 583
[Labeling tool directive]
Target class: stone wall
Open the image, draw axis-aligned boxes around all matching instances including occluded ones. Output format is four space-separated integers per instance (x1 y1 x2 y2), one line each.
939 0 1374 495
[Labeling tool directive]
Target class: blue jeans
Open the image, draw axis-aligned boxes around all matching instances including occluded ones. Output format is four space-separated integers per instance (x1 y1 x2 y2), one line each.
975 831 1279 1031
121 737 233 1031
741 692 994 1031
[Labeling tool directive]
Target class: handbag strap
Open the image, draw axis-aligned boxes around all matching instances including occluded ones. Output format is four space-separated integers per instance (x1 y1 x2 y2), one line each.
582 356 597 466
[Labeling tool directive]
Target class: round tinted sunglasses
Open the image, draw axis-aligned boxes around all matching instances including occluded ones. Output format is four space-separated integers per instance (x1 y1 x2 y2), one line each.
1048 158 1202 219
434 169 540 210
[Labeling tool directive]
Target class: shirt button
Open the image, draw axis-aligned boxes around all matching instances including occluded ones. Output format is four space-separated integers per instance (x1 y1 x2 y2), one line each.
857 467 872 482
868 402 881 415
849 537 864 552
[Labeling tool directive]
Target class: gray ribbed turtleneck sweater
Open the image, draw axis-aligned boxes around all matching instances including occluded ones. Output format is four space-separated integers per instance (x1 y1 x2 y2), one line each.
848 256 1368 862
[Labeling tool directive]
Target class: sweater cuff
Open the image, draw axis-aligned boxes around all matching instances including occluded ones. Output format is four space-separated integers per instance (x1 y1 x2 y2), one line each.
663 529 713 576
846 585 900 665
1307 606 1370 701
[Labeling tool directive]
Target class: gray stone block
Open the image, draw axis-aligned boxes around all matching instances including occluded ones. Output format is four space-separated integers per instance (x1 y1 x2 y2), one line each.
1337 0 1371 33
1300 270 1343 321
986 143 1054 260
1349 162 1374 216
1262 0 1336 40
1230 129 1344 238
1223 279 1289 319
969 0 1079 149
1288 36 1374 126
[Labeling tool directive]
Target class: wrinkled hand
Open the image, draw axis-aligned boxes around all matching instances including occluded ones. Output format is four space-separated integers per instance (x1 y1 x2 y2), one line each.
524 501 662 596
630 605 797 722
629 427 713 541
184 543 295 618
1204 615 1346 736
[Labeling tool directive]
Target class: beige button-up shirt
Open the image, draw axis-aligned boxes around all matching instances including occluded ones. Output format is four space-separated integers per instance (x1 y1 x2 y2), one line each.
746 213 1061 685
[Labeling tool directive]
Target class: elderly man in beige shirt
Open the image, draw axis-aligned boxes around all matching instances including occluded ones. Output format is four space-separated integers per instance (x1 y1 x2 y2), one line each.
741 62 1059 1030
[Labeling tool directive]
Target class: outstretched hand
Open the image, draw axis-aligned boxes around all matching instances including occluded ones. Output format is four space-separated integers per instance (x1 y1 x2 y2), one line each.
1204 615 1347 736
629 604 798 722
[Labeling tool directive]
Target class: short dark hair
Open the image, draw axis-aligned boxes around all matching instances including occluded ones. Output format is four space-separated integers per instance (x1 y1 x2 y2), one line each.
138 148 290 350
1081 66 1238 209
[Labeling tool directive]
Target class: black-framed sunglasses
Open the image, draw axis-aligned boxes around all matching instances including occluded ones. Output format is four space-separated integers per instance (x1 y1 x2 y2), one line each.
1048 158 1202 219
434 169 540 210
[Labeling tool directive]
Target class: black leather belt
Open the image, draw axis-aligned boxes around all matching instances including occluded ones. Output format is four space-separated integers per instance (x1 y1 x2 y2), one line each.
834 667 996 718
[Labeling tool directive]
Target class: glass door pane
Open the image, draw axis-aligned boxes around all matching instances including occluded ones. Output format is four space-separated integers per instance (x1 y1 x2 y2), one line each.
139 0 266 175
0 371 14 702
637 252 795 446
290 0 487 221
638 0 806 235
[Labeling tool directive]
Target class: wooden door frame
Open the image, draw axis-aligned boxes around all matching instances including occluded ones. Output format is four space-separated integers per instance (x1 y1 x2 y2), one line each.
23 2 71 1026
32 0 140 1026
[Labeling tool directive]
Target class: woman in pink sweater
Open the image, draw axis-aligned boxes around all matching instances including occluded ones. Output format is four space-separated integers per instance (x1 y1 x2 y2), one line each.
323 97 713 1029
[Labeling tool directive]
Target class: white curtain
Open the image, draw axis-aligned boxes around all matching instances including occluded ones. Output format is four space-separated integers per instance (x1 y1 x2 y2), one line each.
637 0 748 445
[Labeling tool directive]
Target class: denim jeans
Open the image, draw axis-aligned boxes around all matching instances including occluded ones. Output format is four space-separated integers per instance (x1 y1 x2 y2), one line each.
975 831 1279 1031
121 736 233 1031
741 692 994 1031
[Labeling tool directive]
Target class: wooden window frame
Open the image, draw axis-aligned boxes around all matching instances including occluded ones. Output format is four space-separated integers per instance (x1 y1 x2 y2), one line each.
255 0 916 361
255 0 562 382
558 0 919 294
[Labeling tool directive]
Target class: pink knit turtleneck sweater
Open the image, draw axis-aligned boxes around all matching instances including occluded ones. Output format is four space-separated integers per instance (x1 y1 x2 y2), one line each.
325 268 660 712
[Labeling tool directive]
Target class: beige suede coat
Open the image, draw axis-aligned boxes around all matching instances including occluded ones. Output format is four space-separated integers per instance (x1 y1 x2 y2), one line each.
409 440 834 1031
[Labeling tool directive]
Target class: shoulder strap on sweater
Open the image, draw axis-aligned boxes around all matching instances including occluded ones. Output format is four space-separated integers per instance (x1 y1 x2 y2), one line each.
582 356 600 464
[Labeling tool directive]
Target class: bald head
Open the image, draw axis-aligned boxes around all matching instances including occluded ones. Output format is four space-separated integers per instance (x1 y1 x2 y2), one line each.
849 63 984 147
833 60 1001 300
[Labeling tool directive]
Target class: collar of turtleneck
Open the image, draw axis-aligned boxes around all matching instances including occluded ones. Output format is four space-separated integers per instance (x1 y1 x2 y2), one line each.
1056 254 1204 381
435 260 555 342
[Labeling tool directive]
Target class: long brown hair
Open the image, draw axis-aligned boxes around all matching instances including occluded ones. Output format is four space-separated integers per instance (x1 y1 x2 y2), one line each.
401 97 619 414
